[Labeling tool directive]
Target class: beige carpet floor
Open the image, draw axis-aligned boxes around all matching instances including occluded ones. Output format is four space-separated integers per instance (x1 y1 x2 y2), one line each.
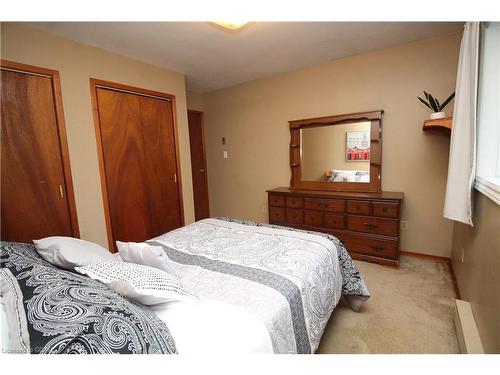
317 255 460 353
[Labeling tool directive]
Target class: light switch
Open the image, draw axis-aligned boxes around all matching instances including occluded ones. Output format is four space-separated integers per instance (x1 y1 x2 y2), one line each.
223 151 228 159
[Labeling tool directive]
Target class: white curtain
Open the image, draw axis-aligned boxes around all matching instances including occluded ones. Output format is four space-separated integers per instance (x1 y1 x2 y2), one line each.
444 22 480 226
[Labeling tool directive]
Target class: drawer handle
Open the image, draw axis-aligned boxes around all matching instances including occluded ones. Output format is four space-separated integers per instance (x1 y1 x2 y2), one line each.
319 204 329 209
371 245 384 252
363 223 378 229
382 207 388 212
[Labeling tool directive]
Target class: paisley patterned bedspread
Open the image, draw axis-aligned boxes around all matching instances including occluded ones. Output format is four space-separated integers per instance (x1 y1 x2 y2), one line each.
0 242 177 354
150 218 370 354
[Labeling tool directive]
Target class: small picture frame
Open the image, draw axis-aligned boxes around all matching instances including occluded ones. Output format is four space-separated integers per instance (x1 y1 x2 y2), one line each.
346 130 370 161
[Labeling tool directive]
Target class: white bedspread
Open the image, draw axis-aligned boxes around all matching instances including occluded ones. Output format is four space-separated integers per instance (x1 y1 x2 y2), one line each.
150 218 343 353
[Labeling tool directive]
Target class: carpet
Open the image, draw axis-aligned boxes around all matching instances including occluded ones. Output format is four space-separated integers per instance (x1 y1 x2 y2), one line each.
317 255 460 353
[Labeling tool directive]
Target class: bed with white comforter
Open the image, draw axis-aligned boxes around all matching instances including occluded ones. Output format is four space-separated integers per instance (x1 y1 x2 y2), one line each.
1 218 369 354
149 217 370 354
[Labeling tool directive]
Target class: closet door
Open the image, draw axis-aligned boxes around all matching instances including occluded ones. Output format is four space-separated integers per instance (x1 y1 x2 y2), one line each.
1 61 79 243
93 81 183 250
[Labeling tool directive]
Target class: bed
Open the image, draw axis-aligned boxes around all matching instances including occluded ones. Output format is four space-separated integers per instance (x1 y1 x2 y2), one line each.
326 169 370 182
0 217 369 354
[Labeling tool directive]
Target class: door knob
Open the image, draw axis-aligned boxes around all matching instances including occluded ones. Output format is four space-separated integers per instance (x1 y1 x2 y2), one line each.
200 169 205 172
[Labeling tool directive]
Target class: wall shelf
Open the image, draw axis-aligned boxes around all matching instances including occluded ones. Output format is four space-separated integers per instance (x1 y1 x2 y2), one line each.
422 116 452 134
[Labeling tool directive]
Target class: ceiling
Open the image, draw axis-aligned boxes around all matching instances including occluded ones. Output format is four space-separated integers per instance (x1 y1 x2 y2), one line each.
29 22 463 93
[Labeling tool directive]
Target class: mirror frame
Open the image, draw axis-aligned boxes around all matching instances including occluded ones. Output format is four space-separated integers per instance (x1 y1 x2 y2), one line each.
289 110 383 193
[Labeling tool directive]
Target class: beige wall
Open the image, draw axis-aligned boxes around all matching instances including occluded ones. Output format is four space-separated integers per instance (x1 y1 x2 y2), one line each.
1 23 195 249
451 193 500 353
302 122 370 181
204 32 462 257
186 90 205 111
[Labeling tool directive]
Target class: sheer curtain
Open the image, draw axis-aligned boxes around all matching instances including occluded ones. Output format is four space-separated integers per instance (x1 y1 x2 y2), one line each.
443 22 480 225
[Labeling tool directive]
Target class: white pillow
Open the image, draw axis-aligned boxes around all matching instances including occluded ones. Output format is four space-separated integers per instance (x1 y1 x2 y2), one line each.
111 252 123 262
33 237 115 270
116 241 178 277
75 262 198 306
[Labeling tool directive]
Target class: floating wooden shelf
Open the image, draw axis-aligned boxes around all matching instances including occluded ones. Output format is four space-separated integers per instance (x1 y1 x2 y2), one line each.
423 117 452 134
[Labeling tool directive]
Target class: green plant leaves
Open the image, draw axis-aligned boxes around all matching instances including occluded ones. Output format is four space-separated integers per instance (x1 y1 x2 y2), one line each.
427 93 440 112
418 91 454 112
439 92 455 110
417 96 432 110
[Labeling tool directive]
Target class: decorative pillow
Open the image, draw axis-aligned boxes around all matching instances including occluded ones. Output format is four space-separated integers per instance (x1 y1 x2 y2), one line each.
116 241 178 277
75 262 197 306
33 237 115 270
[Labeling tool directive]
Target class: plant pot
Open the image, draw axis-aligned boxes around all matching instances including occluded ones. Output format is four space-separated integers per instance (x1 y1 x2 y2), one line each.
430 111 446 120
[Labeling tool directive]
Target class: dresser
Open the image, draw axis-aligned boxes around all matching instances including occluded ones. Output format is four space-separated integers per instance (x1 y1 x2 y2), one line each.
267 187 404 267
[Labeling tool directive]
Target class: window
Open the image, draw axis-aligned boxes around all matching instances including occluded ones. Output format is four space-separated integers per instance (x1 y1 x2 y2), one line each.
475 22 500 205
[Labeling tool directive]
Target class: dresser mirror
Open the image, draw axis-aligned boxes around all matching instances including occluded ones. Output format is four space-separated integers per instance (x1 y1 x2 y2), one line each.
289 110 383 192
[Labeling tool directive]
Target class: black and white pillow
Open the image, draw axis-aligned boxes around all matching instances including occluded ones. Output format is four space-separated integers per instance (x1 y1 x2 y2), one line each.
1 242 177 354
76 262 198 306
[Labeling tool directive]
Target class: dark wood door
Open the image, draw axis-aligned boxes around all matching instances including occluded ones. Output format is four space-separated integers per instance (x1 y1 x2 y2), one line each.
187 110 210 220
1 66 78 242
95 87 182 248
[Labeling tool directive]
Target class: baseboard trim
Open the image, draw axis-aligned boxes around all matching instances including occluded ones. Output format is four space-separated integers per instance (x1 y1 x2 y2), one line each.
454 299 485 354
448 261 462 300
400 250 461 299
400 250 449 263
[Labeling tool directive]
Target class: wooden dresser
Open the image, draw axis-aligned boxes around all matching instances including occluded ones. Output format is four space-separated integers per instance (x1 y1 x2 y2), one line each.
267 187 404 267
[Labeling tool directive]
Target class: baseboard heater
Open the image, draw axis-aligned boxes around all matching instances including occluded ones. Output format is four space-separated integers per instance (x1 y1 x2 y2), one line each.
454 299 485 354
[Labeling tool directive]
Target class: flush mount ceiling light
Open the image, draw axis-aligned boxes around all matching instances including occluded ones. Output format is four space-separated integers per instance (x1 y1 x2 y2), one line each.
210 21 251 32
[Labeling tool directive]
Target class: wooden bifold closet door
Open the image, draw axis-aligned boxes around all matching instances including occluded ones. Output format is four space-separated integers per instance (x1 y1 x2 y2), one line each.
91 80 183 251
1 60 79 243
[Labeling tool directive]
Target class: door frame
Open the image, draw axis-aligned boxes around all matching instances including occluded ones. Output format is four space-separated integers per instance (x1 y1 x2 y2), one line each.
187 109 210 220
0 59 80 238
89 78 185 251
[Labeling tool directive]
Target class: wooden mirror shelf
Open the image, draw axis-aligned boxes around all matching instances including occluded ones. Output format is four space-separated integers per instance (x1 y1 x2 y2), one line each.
273 109 405 267
289 110 383 193
422 116 452 135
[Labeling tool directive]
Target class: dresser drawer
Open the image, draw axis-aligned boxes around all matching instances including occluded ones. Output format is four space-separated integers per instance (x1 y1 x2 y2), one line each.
339 233 398 259
324 213 345 229
304 210 323 227
304 197 345 212
269 206 285 223
346 200 371 215
286 196 304 208
372 201 399 218
347 215 399 237
269 194 285 207
286 208 303 224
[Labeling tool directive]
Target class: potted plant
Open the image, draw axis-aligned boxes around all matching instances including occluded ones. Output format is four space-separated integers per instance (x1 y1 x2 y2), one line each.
417 91 455 119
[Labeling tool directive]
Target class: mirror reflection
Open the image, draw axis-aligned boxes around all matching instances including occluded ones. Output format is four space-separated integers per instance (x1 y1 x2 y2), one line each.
301 121 371 183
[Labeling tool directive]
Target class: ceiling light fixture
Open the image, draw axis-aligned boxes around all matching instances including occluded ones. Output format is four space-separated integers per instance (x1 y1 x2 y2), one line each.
210 21 251 32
